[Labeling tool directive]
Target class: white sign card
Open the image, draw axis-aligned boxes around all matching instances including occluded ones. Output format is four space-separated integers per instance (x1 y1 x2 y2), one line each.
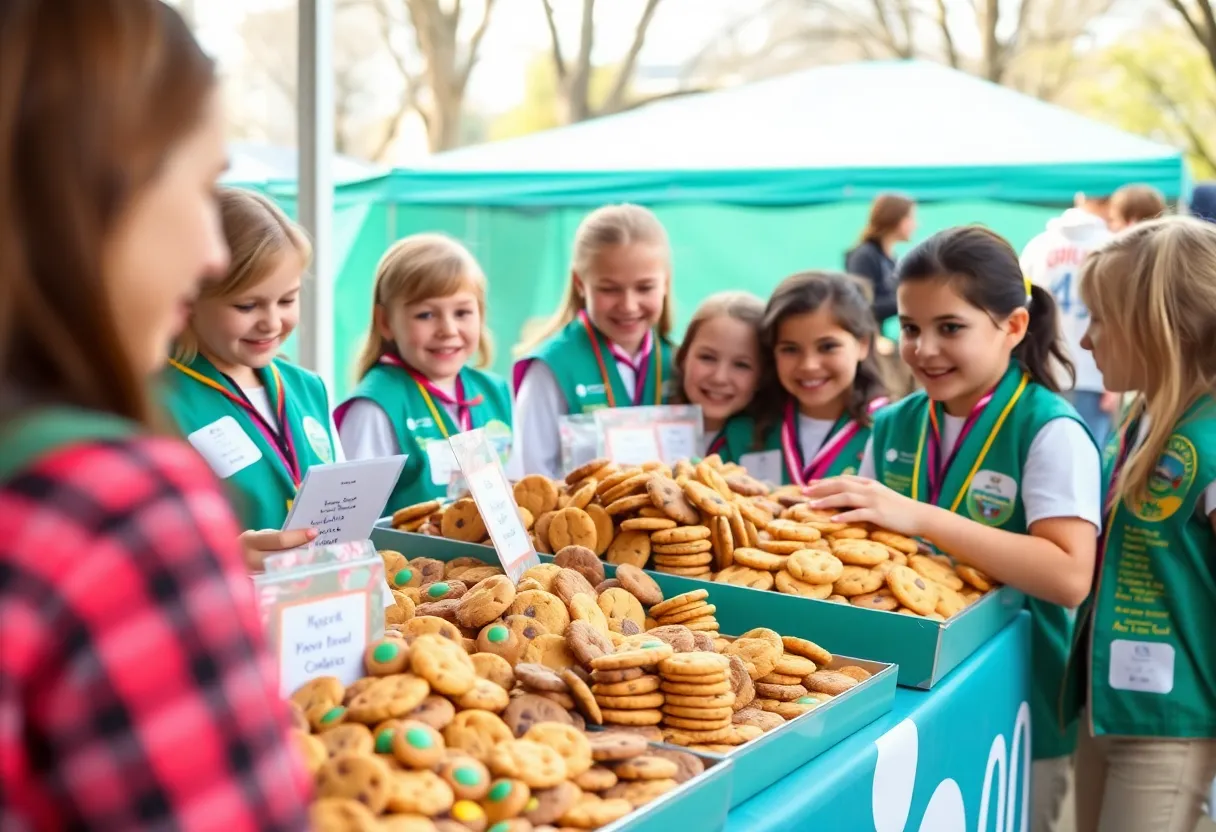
449 428 539 583
595 405 703 467
282 455 407 546
253 540 385 696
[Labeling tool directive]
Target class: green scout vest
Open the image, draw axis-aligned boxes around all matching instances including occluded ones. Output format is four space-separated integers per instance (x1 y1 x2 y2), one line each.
516 316 674 414
872 365 1091 760
338 363 513 513
705 414 761 465
1061 396 1216 739
159 355 337 531
0 407 137 480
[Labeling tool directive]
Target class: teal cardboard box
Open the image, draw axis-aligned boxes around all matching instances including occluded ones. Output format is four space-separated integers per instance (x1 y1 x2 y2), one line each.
372 521 1024 690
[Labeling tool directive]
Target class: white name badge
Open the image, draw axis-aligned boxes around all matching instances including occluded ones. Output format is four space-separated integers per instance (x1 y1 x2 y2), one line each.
188 415 263 479
1109 639 1175 694
426 439 460 486
738 450 784 485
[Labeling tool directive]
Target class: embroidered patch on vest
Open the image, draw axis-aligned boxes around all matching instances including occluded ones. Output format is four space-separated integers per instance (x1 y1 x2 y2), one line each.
303 415 334 464
966 470 1018 526
1131 434 1197 522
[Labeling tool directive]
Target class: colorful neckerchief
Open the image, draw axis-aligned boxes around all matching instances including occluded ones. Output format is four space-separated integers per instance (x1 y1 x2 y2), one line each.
578 309 662 407
911 373 1029 510
779 396 889 485
379 353 481 438
168 358 301 485
705 428 727 458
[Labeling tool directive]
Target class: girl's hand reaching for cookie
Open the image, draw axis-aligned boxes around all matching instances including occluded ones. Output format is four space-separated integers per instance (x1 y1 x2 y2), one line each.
803 476 930 537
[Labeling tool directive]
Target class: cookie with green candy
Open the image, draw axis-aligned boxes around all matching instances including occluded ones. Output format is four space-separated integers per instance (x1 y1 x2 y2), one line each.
441 755 491 801
420 580 468 602
482 777 531 823
391 719 446 769
364 637 410 676
306 703 349 732
390 563 422 589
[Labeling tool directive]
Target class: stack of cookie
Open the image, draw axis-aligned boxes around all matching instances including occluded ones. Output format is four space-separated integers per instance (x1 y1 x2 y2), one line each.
587 637 674 729
656 652 739 746
648 590 721 642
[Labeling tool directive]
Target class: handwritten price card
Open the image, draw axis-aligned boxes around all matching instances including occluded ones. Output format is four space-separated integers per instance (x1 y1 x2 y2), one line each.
595 405 703 466
282 455 406 546
449 428 539 583
254 541 385 696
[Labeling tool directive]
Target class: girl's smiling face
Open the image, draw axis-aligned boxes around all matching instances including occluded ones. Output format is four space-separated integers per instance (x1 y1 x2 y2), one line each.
377 287 481 385
774 307 869 420
576 243 668 355
680 314 761 430
897 277 1026 413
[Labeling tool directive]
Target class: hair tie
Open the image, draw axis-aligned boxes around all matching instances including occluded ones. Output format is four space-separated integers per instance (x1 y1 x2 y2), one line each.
1023 273 1034 306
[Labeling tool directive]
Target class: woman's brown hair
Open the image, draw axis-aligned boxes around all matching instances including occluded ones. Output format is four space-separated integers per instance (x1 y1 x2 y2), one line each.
858 193 916 244
175 188 311 363
0 0 215 426
1111 184 1167 227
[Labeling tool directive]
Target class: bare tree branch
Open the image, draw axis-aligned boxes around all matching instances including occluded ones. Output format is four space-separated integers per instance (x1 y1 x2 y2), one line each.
933 0 959 66
1126 58 1216 171
540 0 566 79
459 0 497 89
603 0 663 113
1165 0 1209 48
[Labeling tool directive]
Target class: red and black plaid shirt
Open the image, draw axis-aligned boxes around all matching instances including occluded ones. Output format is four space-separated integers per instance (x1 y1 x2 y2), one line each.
0 436 310 830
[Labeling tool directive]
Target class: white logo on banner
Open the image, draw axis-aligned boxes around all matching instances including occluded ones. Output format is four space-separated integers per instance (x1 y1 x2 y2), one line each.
870 701 1030 831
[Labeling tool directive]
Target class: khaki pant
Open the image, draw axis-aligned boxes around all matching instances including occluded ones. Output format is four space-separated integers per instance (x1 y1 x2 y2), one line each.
1033 756 1075 832
1074 724 1216 832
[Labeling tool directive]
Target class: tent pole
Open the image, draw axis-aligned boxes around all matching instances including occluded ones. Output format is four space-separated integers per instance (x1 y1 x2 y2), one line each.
296 0 334 392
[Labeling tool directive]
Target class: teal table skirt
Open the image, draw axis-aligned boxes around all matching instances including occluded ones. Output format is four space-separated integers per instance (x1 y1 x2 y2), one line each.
725 612 1034 831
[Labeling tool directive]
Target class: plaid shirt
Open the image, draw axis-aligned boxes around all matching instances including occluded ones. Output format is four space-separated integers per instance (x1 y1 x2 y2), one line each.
0 437 310 831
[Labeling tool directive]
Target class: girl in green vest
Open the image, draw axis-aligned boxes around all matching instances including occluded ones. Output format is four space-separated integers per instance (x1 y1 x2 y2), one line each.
668 291 764 464
1063 217 1216 832
335 233 512 512
805 226 1102 832
162 188 343 533
750 271 890 485
512 204 675 478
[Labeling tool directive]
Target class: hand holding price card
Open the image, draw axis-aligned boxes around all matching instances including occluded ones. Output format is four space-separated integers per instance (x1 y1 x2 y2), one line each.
595 405 703 466
448 428 539 583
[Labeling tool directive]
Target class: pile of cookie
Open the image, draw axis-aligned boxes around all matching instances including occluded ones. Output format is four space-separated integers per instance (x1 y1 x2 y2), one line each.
379 546 871 755
295 633 711 831
388 455 999 622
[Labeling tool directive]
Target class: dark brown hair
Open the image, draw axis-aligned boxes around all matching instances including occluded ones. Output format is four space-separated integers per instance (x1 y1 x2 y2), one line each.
753 271 889 441
0 0 215 425
1111 184 1167 227
858 193 915 244
897 225 1073 392
670 291 764 406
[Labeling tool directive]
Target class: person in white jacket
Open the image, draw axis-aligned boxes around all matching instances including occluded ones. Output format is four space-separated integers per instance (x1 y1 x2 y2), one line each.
1020 193 1114 445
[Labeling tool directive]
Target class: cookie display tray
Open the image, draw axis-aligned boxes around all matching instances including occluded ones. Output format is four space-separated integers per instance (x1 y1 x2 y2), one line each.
372 524 897 805
605 746 733 831
692 653 895 809
372 522 1027 689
